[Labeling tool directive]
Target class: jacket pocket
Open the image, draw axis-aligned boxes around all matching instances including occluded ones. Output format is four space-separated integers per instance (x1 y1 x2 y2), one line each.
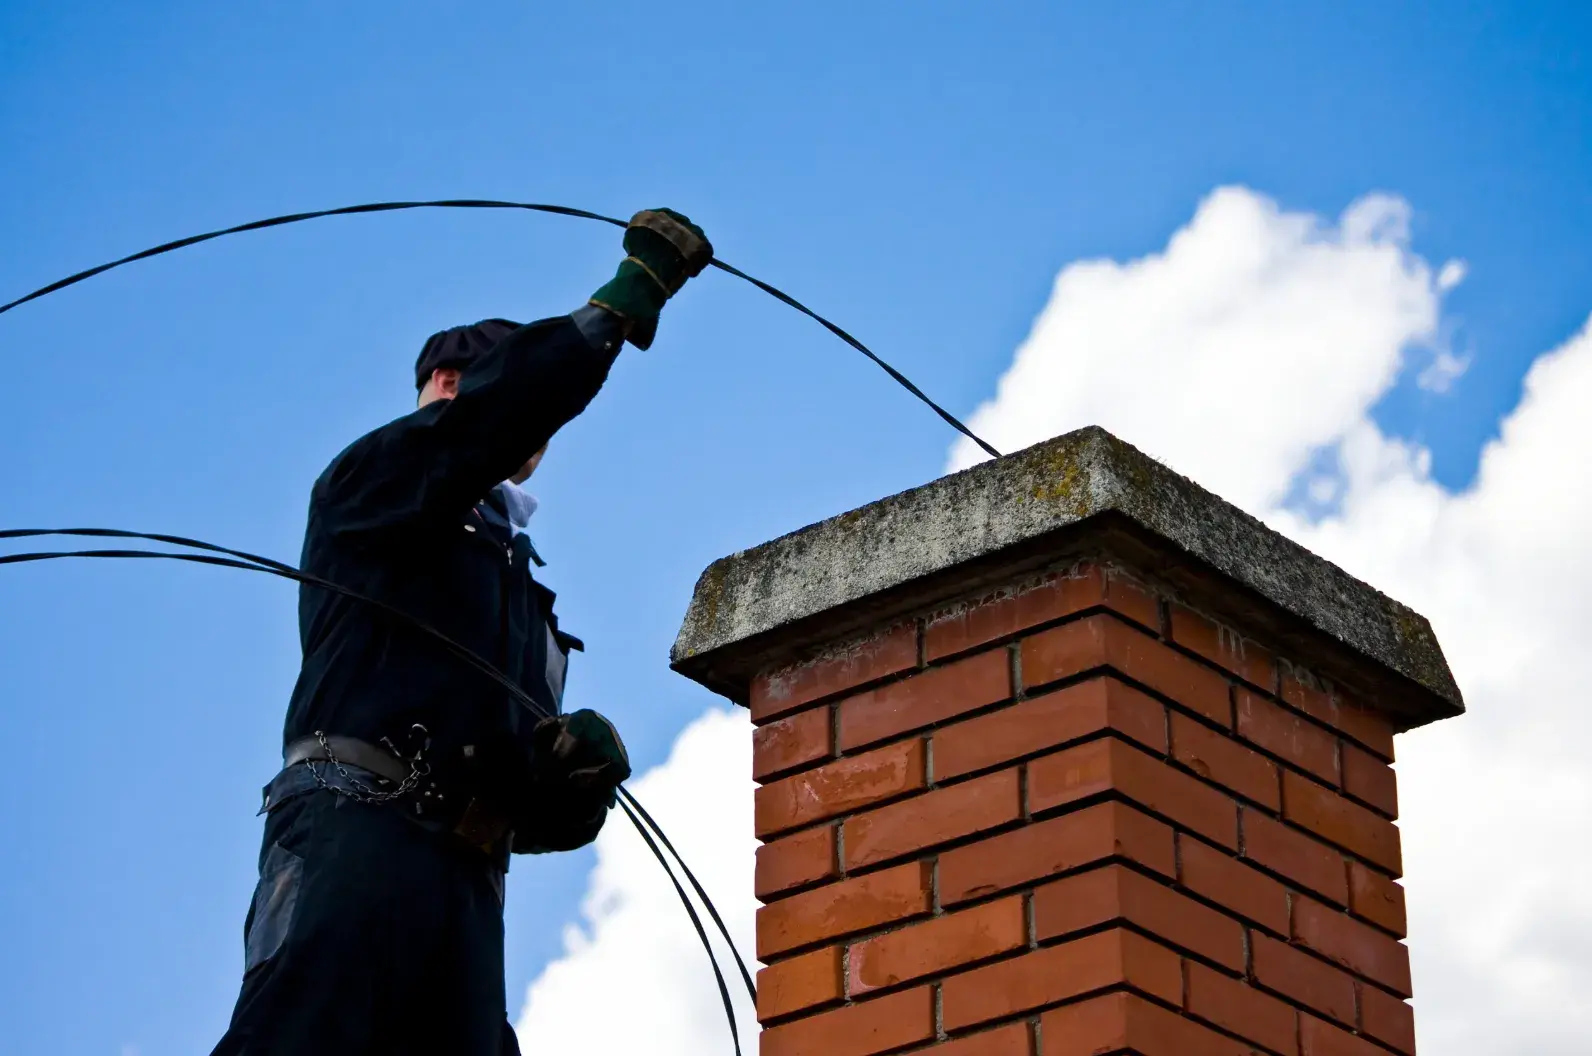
244 840 304 972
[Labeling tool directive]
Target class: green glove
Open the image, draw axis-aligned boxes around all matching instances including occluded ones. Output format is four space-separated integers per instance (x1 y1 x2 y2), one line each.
529 708 632 804
589 208 713 350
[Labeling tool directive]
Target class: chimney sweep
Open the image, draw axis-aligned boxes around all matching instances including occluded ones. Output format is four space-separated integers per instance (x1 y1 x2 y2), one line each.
208 209 713 1056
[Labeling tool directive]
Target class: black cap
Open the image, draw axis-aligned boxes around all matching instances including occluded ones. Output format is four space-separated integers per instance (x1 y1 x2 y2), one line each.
414 318 522 391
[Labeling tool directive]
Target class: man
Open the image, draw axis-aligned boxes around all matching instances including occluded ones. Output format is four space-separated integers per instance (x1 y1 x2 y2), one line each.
211 209 713 1055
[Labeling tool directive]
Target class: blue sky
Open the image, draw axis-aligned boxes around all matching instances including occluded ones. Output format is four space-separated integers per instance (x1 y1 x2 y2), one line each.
1 3 1589 1053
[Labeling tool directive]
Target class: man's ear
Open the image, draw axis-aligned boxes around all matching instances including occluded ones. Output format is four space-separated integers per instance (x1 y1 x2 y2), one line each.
430 367 462 399
417 367 463 407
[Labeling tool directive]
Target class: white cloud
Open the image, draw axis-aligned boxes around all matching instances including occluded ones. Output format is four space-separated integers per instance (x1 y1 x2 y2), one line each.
960 185 1592 1051
513 707 761 1054
1416 347 1470 392
1268 321 1592 1052
516 186 1592 1053
948 187 1445 511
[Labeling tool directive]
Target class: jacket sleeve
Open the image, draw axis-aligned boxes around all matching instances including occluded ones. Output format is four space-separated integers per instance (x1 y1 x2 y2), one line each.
314 313 622 538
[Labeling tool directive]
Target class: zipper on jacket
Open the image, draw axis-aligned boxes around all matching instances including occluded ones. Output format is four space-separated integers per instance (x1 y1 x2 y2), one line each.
498 551 512 670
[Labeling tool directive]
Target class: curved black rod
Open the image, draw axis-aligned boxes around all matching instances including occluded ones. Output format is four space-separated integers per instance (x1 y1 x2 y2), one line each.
0 528 547 716
0 200 626 315
0 199 1000 458
616 785 756 1001
617 796 743 1056
0 538 757 1044
0 526 757 1003
0 190 1008 1043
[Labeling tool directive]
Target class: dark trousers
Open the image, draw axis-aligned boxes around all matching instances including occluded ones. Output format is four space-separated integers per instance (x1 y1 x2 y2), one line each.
211 767 519 1055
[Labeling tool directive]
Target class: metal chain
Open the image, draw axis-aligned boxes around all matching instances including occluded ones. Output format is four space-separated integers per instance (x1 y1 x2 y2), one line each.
301 727 431 805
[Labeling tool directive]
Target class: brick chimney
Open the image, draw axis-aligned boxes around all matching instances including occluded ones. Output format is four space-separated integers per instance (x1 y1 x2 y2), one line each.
671 426 1461 1056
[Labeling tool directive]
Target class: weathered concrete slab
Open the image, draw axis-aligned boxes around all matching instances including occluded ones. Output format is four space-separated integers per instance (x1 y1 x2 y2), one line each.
671 426 1462 727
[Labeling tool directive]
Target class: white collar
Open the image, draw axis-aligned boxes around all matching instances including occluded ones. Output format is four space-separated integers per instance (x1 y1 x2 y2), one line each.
497 481 539 536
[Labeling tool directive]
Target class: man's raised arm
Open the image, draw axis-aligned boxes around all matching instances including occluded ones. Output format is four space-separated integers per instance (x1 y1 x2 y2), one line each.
314 209 711 537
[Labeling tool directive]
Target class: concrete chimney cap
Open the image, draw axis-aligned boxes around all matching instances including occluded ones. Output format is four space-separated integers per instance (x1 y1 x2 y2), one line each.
671 425 1462 729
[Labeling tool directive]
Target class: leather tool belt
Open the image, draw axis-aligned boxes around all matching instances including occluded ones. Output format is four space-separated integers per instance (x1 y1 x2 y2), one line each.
284 733 410 783
280 734 514 859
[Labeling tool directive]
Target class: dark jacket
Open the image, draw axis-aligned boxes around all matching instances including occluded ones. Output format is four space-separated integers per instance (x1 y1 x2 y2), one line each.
281 313 621 846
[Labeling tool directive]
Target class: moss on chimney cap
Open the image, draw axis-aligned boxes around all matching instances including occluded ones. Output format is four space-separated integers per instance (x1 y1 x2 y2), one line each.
671 426 1462 728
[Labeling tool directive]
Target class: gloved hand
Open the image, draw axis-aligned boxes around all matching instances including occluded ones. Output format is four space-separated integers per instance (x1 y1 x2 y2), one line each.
529 708 632 804
511 709 631 855
589 208 713 350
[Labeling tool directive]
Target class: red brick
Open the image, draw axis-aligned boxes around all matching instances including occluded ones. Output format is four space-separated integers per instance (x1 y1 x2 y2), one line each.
925 565 1163 660
847 896 1026 995
1281 674 1395 761
1293 897 1412 996
1242 808 1349 905
918 1022 1032 1056
758 861 932 958
761 984 934 1056
941 928 1181 1031
1326 685 1396 761
1358 983 1416 1054
1028 737 1240 849
1172 711 1282 809
1251 934 1357 1026
1021 614 1232 726
1179 833 1292 934
1033 864 1245 971
1186 961 1299 1056
1299 1015 1387 1056
1348 862 1407 937
756 945 842 1021
838 649 1012 751
1101 569 1164 633
1282 772 1402 875
756 824 838 901
753 706 832 781
1335 700 1395 762
926 565 1090 660
845 768 1020 870
751 623 919 722
1341 743 1398 818
939 801 1176 905
1043 991 1259 1056
755 739 926 838
925 573 1086 662
1170 605 1278 691
1237 689 1340 784
1280 672 1335 724
1279 672 1330 723
933 677 1167 781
